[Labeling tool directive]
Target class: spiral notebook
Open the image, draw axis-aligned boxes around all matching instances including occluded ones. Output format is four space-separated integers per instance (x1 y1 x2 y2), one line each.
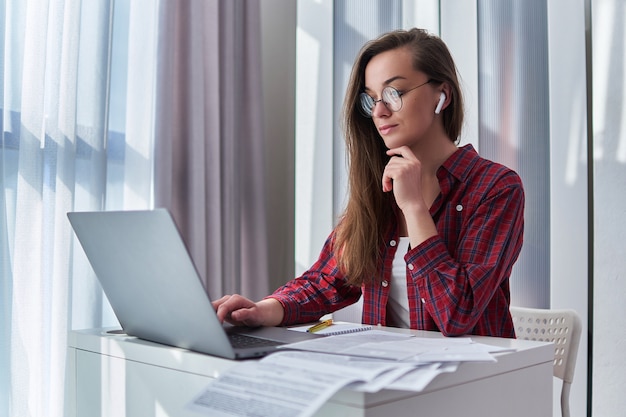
288 321 373 336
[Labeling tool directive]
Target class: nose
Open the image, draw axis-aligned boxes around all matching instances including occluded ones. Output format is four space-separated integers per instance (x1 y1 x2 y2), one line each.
371 99 391 118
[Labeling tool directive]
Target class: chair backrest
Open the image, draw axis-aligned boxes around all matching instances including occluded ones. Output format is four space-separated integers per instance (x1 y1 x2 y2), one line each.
510 306 582 417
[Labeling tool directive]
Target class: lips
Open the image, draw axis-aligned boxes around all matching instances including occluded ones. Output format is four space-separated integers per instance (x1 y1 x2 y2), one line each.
378 123 397 135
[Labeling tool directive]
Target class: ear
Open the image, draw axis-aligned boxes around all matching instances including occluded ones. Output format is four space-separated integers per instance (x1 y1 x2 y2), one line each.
435 91 446 114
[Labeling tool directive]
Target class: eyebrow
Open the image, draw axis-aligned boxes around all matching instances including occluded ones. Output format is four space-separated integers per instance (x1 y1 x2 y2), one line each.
363 75 408 93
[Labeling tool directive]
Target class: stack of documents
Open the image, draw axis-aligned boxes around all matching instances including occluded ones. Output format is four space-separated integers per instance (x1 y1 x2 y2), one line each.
187 329 513 417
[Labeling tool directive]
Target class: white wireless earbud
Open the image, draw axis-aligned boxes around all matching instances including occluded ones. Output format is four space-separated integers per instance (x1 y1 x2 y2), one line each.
435 92 446 114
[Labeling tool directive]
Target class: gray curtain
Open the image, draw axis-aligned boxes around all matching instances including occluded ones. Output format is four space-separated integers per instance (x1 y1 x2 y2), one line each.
153 0 270 301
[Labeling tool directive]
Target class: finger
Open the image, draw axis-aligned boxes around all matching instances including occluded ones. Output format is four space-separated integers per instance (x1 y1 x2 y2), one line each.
230 308 261 327
211 294 231 310
386 146 415 160
382 152 404 192
216 294 258 324
382 170 394 192
215 302 232 323
215 295 241 322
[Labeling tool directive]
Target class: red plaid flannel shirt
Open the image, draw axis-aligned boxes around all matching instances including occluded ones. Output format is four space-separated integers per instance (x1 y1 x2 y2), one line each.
268 145 524 338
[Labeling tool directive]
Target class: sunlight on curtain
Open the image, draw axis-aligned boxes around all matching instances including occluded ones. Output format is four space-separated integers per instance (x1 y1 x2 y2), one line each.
0 0 156 416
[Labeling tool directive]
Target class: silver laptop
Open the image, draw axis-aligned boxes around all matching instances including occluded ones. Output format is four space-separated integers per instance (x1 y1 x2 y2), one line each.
67 208 319 359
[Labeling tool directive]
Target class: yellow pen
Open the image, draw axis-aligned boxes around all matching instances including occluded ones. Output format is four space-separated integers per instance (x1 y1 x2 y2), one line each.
307 319 333 333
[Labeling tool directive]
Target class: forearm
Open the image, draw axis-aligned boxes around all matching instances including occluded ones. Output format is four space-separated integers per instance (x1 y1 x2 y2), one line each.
255 298 285 327
268 275 362 326
403 204 438 249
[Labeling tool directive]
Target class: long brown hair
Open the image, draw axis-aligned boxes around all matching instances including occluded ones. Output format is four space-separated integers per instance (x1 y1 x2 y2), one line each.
335 28 464 285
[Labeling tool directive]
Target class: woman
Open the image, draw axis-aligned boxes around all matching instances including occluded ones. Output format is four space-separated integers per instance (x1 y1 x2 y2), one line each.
214 28 524 338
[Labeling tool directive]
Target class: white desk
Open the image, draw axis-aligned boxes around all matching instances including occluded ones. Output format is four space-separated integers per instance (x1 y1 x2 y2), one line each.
66 327 553 417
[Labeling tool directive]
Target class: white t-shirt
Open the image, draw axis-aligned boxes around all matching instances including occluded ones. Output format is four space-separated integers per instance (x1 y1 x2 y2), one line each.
387 237 411 328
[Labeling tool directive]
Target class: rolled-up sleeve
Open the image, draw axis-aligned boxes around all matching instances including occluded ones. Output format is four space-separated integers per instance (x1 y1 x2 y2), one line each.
266 233 362 326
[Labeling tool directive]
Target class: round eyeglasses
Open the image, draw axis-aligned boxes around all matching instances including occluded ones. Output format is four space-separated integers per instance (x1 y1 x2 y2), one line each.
359 79 433 118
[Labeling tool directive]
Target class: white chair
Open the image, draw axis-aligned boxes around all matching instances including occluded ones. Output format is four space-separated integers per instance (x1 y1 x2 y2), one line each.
510 306 582 417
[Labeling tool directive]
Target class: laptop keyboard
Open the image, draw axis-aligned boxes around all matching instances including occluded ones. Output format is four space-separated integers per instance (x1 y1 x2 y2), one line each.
228 333 284 349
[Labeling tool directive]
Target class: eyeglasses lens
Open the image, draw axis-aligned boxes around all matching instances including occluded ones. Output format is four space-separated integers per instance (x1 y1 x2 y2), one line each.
382 87 401 112
358 87 403 117
359 93 375 117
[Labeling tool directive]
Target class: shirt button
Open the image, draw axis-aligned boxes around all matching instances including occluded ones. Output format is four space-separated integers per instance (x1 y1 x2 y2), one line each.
390 240 397 247
382 280 389 287
407 264 414 270
456 204 463 212
421 298 426 303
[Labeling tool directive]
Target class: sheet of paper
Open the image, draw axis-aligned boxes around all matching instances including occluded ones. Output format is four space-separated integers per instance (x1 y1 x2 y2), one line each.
347 362 431 393
281 329 414 359
283 330 498 363
397 337 503 363
186 350 410 417
383 362 460 392
415 342 497 362
187 331 506 416
187 360 350 417
262 350 409 381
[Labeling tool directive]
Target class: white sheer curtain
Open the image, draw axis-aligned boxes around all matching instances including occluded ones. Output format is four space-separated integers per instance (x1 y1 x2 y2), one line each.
2 0 269 415
0 1 156 416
